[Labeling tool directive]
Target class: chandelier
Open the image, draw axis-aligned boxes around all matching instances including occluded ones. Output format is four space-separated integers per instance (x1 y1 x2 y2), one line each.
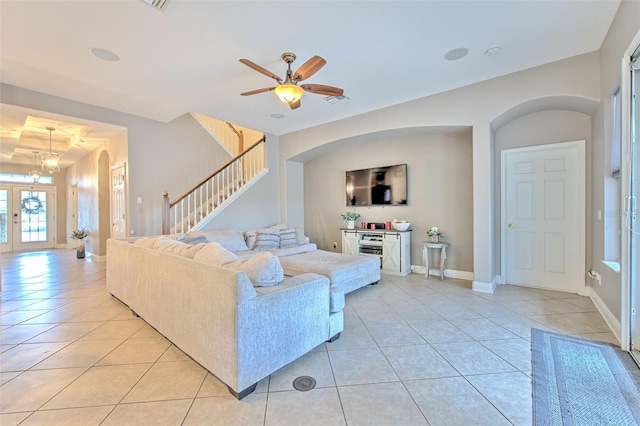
41 127 60 174
28 151 42 184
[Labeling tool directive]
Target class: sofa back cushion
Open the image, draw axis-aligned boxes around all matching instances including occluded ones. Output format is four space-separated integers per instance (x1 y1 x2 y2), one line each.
189 230 249 252
226 252 284 287
194 242 240 266
133 236 159 248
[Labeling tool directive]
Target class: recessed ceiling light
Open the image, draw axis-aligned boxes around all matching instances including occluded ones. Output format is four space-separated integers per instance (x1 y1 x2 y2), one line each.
89 47 120 62
270 113 285 119
444 48 469 61
485 46 502 56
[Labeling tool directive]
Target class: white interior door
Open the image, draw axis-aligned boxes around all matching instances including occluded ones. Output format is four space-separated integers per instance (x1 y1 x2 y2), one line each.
502 140 585 294
111 164 127 239
11 186 57 251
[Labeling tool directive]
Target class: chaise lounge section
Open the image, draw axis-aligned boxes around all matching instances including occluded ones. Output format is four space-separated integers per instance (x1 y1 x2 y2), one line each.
189 226 381 294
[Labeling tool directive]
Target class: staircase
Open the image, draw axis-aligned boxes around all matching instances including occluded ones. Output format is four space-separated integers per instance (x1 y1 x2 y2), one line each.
162 135 267 234
190 113 264 157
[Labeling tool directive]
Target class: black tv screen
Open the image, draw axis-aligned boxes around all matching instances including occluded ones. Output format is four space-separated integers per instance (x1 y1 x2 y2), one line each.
346 164 407 206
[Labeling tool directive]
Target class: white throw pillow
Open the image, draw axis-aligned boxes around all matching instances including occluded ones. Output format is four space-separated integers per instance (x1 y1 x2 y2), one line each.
193 242 239 266
226 252 284 287
294 226 308 245
243 229 258 250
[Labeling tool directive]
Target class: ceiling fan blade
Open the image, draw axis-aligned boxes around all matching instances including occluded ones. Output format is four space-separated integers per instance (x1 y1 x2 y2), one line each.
301 84 344 96
289 100 301 110
239 59 283 84
293 56 326 82
240 87 276 96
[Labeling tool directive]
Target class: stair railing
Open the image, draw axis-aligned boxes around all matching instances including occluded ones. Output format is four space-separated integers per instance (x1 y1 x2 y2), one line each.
162 135 266 235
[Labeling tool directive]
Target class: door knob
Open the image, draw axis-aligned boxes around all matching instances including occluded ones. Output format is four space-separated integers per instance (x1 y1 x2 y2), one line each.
508 223 518 229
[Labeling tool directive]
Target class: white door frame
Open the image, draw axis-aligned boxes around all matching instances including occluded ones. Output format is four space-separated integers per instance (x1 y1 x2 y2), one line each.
67 183 78 248
500 140 586 295
110 162 128 239
620 29 640 354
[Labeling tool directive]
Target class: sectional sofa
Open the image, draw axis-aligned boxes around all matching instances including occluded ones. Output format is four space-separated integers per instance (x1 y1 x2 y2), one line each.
105 226 379 399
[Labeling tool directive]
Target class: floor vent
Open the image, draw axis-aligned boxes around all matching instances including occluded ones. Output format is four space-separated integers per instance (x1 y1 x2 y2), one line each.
292 376 316 392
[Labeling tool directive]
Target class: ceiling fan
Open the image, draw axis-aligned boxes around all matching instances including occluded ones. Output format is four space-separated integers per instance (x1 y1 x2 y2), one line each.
239 52 344 110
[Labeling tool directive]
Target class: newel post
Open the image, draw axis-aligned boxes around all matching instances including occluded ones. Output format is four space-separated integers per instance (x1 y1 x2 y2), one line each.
162 191 170 235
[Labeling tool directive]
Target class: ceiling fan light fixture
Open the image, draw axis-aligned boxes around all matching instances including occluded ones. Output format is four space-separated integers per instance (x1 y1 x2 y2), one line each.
274 84 304 105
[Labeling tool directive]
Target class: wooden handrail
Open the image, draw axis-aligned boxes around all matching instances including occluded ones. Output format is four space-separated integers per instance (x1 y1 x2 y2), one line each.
167 134 265 208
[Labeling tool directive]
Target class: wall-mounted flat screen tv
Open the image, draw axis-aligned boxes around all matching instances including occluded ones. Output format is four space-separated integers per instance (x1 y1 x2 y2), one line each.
346 164 408 206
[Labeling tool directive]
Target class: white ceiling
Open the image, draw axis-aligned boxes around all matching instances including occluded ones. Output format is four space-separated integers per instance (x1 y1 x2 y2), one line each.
0 0 620 165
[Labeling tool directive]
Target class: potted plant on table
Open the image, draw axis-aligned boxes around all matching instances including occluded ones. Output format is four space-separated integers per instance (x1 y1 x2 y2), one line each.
427 226 443 243
341 212 361 229
71 228 90 259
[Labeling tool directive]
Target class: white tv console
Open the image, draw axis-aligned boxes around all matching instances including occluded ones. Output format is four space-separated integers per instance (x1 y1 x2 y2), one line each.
341 228 411 276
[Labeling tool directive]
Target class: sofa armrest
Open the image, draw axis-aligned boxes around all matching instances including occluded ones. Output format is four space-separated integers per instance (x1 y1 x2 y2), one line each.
234 273 331 390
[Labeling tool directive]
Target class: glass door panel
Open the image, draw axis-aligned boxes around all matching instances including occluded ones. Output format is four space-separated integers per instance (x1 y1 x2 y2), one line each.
20 190 48 242
11 186 55 251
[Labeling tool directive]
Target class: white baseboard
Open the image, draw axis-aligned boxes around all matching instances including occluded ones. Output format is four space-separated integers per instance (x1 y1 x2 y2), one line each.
410 265 473 281
88 253 107 262
589 288 622 345
472 280 497 293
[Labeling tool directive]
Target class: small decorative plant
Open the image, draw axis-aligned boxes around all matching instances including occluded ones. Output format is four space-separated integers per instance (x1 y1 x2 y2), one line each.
71 228 90 240
341 212 361 221
427 226 442 237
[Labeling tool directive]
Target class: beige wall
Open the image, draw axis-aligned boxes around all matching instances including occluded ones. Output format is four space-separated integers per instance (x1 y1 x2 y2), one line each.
280 52 601 291
303 129 473 272
591 0 640 322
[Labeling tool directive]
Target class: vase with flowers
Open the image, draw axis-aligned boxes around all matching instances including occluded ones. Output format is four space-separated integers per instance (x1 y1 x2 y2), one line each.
71 228 90 259
427 226 443 243
341 211 361 229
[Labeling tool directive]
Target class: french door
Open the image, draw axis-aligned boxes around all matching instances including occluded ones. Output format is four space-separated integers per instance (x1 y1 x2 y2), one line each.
0 185 56 252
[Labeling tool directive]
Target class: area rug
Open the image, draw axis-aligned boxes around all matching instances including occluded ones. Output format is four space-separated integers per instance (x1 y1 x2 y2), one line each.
531 328 640 425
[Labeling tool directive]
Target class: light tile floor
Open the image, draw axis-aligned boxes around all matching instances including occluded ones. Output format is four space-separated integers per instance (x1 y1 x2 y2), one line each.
0 250 618 425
